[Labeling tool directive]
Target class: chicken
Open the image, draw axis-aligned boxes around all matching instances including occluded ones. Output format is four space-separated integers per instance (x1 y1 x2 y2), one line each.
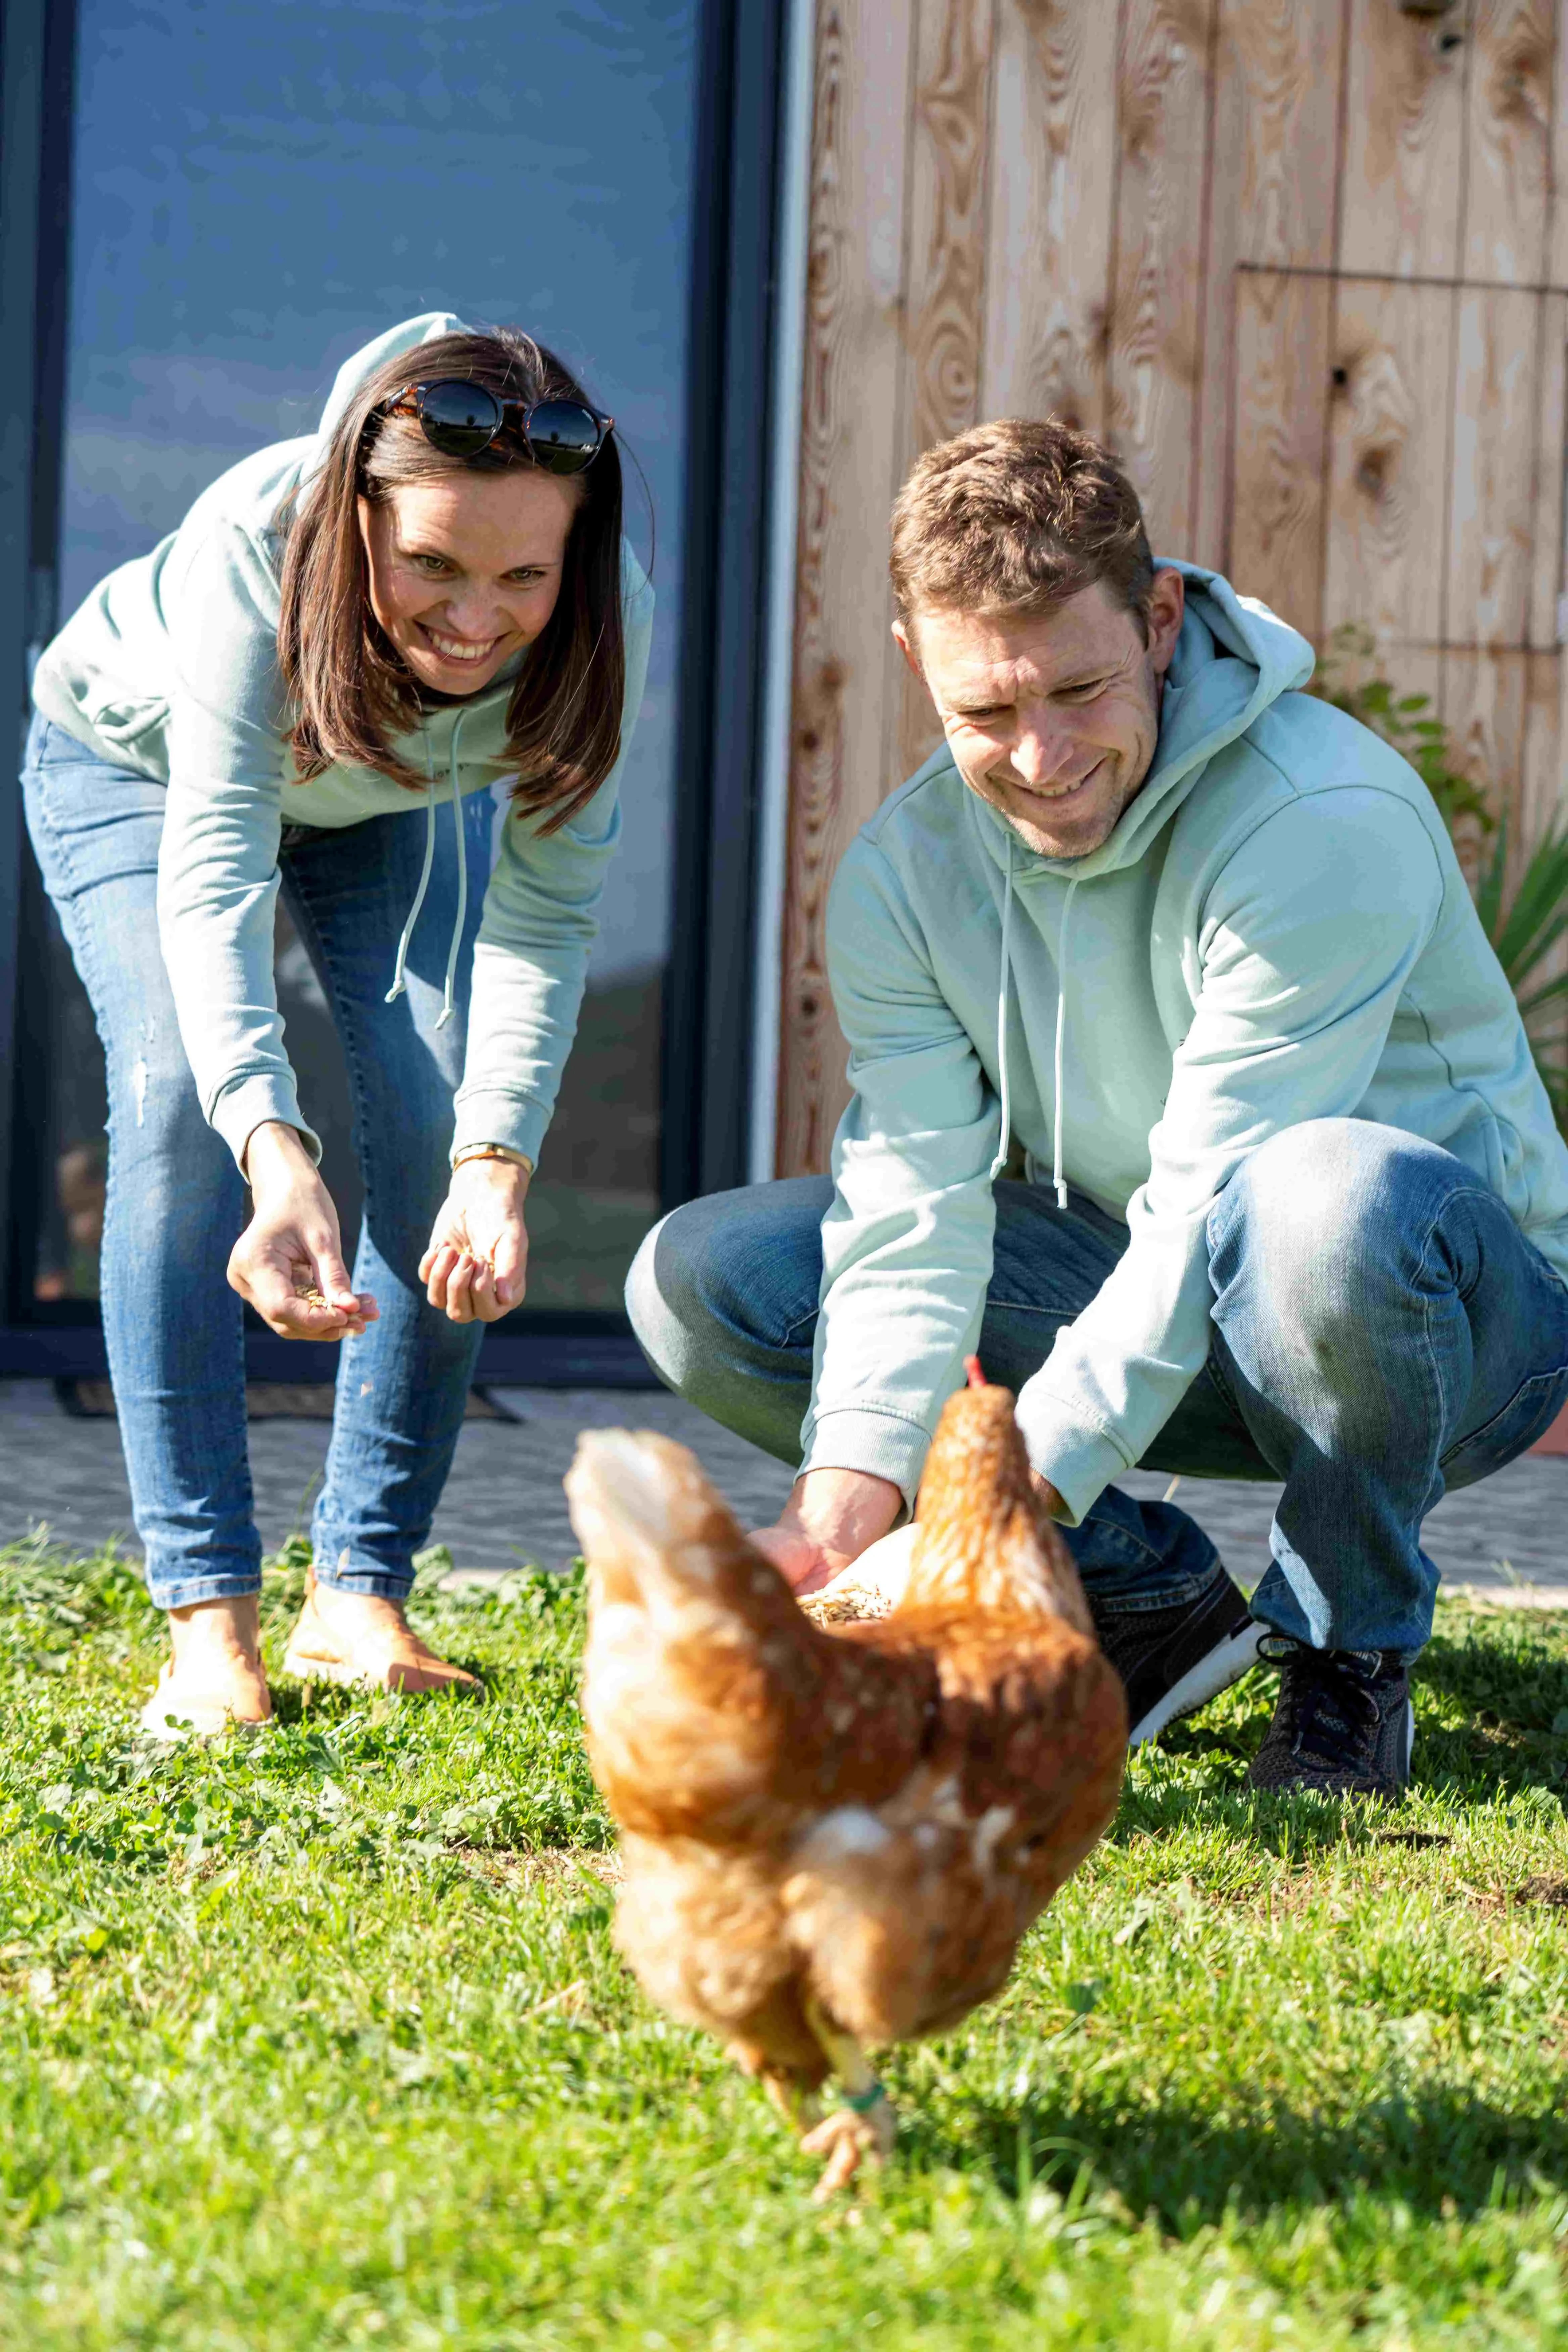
564 1363 1127 2195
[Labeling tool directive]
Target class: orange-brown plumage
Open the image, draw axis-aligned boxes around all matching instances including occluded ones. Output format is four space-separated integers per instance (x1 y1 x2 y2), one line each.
565 1375 1127 2183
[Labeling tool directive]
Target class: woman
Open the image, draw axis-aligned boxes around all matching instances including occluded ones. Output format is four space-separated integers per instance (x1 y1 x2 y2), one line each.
24 313 651 1734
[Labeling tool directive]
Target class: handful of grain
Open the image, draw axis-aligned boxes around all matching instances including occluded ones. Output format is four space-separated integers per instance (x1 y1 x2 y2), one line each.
796 1522 916 1629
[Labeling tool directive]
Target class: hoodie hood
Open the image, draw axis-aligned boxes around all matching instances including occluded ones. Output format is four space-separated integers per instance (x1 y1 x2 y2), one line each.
968 560 1317 888
303 310 470 485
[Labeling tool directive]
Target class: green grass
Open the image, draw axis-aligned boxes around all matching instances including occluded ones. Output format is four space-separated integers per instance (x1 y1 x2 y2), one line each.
2 1539 1567 2349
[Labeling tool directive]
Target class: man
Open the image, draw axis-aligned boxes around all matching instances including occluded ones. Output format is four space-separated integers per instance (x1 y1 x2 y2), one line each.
630 420 1568 1800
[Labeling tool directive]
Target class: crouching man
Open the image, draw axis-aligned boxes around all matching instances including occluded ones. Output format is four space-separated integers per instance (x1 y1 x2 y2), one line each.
632 420 1568 1801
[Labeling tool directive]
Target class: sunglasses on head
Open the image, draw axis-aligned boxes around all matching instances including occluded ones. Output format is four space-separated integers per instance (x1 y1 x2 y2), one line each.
378 379 612 475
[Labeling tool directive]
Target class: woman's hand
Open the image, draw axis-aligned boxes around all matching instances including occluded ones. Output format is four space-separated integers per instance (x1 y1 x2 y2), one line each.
420 1156 530 1323
229 1122 378 1340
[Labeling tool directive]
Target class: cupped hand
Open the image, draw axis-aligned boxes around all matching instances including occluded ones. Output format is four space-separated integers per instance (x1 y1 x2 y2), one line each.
229 1121 378 1340
419 1156 530 1323
748 1465 904 1599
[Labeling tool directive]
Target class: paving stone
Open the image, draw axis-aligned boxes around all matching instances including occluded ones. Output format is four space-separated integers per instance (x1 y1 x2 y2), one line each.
0 1378 1560 1606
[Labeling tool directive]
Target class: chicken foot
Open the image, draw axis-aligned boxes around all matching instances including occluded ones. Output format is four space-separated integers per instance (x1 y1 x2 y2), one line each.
799 1998 898 2200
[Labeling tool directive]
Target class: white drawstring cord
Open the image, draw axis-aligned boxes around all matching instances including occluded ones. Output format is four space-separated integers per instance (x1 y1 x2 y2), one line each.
385 738 439 1007
1051 879 1078 1211
988 837 1015 1182
436 711 469 1031
383 711 470 1027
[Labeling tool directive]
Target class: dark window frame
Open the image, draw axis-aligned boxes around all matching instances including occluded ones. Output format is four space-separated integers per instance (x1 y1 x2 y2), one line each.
0 0 785 1387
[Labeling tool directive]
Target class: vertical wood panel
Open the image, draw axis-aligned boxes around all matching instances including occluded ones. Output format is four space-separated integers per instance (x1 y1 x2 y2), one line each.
1462 0 1554 285
1193 0 1347 565
981 0 1119 430
902 0 997 455
1323 282 1454 649
1521 648 1564 845
1442 648 1529 834
1337 0 1467 276
1552 0 1568 285
777 0 917 1177
1106 0 1217 557
1227 269 1332 640
1528 292 1568 649
1447 288 1544 649
891 0 998 788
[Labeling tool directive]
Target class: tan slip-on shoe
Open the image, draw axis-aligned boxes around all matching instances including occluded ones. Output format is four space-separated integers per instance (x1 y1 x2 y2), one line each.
137 1657 275 1743
281 1570 481 1695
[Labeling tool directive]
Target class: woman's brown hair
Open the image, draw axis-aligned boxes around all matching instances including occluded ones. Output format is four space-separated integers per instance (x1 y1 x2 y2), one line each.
276 329 626 832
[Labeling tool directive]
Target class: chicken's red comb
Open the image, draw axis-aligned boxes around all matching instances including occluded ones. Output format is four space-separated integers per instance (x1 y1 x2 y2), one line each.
965 1355 987 1389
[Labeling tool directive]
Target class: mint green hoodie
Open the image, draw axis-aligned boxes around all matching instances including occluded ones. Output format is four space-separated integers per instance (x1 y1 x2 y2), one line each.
32 314 653 1173
802 567 1568 1524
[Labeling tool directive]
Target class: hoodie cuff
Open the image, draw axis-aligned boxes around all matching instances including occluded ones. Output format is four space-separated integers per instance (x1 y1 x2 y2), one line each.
210 1073 323 1173
798 1406 933 1511
450 1088 551 1170
1012 1385 1127 1528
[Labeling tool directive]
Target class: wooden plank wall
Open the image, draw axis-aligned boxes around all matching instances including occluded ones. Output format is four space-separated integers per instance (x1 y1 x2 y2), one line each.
774 0 1568 1177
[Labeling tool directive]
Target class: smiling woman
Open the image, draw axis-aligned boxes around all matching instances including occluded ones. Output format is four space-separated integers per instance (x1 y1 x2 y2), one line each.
362 476 579 691
21 312 652 1738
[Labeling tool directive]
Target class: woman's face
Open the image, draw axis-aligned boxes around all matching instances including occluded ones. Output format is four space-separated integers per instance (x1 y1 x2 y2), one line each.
358 464 581 697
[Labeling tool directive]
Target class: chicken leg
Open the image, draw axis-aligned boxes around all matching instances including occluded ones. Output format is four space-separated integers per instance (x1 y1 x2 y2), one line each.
799 1998 898 2200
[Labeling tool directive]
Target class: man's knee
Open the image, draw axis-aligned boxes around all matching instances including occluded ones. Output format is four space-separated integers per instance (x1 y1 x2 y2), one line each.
626 1178 830 1398
626 1201 711 1392
1211 1119 1463 1330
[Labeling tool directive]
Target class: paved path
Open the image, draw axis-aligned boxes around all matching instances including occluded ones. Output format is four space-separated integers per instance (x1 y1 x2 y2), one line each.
0 1378 1562 1605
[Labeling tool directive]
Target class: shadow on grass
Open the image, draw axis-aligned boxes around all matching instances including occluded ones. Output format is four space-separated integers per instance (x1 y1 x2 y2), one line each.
904 2075 1568 2226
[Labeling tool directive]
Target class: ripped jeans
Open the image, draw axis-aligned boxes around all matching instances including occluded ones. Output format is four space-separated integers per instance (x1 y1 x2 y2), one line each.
21 711 493 1609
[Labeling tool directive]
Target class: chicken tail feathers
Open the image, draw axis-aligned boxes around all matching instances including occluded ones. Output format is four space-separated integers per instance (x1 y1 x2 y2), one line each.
567 1429 736 1596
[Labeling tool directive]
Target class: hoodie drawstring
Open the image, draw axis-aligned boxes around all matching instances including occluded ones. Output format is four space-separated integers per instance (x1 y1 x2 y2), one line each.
383 709 469 1030
1052 879 1078 1212
988 842 1076 1212
988 838 1015 1183
437 715 470 1030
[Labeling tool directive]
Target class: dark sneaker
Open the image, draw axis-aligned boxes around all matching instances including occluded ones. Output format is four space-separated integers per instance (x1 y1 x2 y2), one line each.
1089 1566 1264 1749
1247 1636 1412 1801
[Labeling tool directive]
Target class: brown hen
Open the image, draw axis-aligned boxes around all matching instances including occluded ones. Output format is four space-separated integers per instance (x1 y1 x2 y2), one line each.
564 1365 1127 2194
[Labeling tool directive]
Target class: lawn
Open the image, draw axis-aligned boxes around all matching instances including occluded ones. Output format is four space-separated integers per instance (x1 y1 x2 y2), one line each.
1 1537 1567 2349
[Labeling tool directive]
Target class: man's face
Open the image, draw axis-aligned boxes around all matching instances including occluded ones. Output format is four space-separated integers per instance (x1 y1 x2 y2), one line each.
896 570 1186 860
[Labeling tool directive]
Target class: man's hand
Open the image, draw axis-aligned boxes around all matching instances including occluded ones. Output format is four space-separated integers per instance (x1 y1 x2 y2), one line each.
749 1466 904 1599
1030 1469 1068 1522
229 1121 378 1340
420 1156 530 1323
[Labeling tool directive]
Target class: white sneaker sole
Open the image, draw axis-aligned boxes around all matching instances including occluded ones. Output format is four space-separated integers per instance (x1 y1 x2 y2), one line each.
1128 1618 1266 1748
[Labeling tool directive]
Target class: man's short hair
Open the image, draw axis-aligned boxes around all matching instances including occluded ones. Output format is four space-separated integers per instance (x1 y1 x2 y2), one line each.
889 419 1157 641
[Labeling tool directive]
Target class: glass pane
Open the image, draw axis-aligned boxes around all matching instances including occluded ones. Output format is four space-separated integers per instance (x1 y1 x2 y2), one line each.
36 0 697 1312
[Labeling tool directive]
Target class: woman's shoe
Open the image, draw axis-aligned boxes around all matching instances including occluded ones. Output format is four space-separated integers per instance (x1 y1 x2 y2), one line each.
281 1571 480 1695
138 1654 275 1741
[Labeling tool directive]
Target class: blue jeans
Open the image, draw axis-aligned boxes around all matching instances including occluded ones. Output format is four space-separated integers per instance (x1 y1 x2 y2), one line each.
628 1121 1568 1659
22 711 494 1609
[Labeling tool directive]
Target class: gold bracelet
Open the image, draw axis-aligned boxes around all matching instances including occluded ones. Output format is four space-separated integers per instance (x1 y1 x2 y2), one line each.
451 1144 533 1173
